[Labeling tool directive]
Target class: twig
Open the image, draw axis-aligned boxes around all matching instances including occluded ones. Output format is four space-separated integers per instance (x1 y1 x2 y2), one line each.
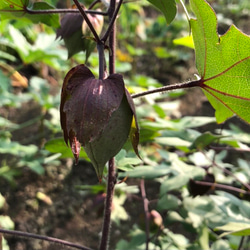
102 0 124 43
131 80 201 98
0 229 93 250
99 158 116 250
7 7 108 15
97 43 105 79
89 0 101 10
209 146 250 153
107 0 118 75
238 236 245 250
140 179 150 250
201 151 250 191
193 180 250 197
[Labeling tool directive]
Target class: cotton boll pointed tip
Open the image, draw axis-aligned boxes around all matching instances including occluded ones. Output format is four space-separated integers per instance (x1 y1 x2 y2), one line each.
74 156 79 165
98 176 103 183
70 134 81 166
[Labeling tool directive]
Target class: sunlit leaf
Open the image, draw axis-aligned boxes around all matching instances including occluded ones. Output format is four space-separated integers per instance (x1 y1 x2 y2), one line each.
119 164 172 179
189 132 226 150
0 0 59 27
215 222 250 237
190 0 250 124
173 35 194 49
157 194 180 211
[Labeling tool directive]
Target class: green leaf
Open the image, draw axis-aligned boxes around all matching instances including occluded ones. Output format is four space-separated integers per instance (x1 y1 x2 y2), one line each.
190 0 250 124
189 132 226 150
0 117 18 129
155 137 191 147
173 35 194 49
160 174 189 195
115 150 141 172
111 194 129 225
0 215 14 230
0 193 5 208
198 225 209 250
0 138 37 156
157 194 180 211
0 0 59 28
147 0 177 25
215 222 250 237
0 0 29 15
119 164 172 179
29 2 60 27
211 240 231 250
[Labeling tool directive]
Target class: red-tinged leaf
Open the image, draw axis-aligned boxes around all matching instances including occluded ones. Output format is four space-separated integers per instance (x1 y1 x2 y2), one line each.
84 95 134 180
190 0 250 124
61 65 125 146
60 65 139 180
56 13 83 39
56 13 84 58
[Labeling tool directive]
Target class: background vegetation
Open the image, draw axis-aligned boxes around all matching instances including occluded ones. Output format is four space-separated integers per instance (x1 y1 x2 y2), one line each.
0 0 250 249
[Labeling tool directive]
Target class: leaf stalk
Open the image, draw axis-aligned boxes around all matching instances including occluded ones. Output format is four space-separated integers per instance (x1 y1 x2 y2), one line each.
132 79 201 98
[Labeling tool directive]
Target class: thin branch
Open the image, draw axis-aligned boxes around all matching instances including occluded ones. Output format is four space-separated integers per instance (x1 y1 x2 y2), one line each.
209 146 250 153
201 151 250 191
193 181 250 197
97 43 105 79
140 179 150 250
0 229 93 250
132 80 201 98
107 0 118 75
19 8 108 15
101 0 124 42
179 0 191 33
89 0 101 10
99 158 116 250
73 0 102 43
238 236 245 250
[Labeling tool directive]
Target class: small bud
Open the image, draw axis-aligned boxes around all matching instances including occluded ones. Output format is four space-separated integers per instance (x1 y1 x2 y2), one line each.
82 9 104 36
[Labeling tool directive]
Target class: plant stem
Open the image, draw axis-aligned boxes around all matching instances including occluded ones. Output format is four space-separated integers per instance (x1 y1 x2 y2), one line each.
97 43 105 79
132 79 201 98
140 179 150 250
238 236 245 250
107 0 117 75
102 0 123 43
99 158 116 250
209 146 250 153
89 0 101 10
0 229 92 250
73 0 101 43
202 151 250 191
193 181 250 197
20 7 108 15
